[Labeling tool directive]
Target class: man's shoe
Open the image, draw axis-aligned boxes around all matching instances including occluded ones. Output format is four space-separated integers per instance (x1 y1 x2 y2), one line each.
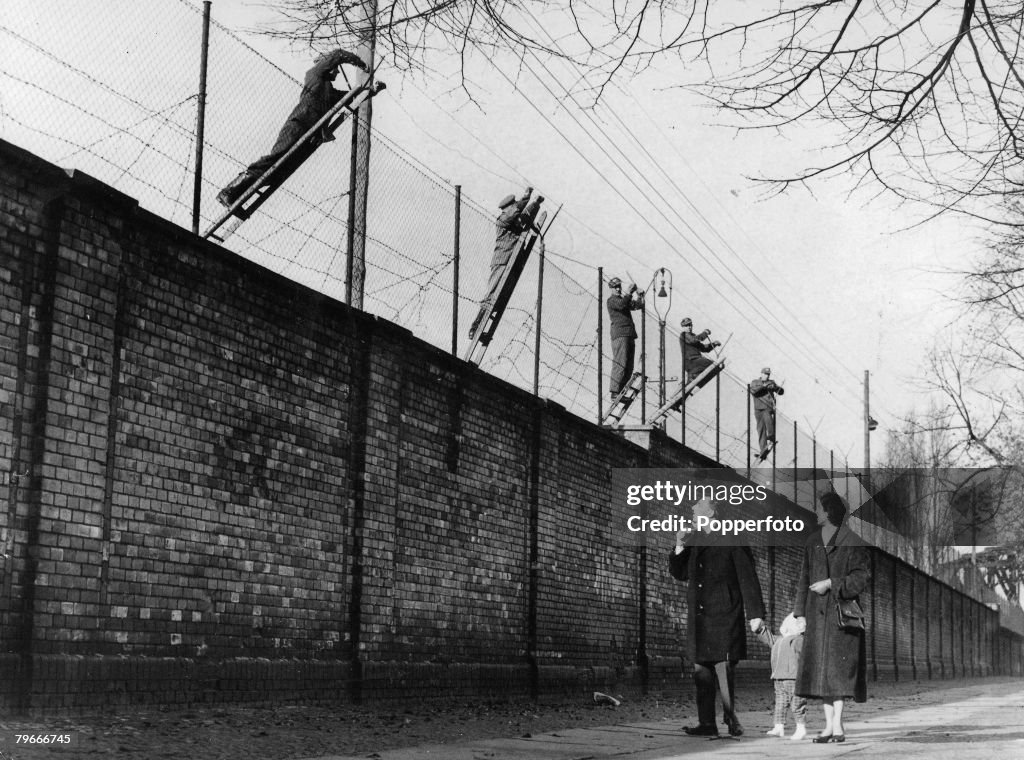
724 713 743 737
217 182 250 207
217 170 260 207
216 187 236 207
682 724 719 737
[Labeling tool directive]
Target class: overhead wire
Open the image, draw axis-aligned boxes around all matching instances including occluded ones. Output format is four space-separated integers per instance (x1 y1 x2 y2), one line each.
378 64 670 277
617 88 886 414
481 47 838 426
514 7 873 417
376 32 874 437
524 22 884 465
480 10 865 460
397 58 734 443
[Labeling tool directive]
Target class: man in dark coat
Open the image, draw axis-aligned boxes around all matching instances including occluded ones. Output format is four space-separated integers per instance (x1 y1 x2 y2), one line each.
468 188 544 338
680 318 720 387
669 499 765 737
606 277 643 397
749 367 785 461
217 48 368 206
794 491 870 742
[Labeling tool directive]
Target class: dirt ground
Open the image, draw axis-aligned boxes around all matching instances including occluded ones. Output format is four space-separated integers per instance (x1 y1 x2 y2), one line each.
0 676 1018 760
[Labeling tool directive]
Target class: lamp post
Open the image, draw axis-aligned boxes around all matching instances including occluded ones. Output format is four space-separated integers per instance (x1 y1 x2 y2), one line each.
651 268 672 429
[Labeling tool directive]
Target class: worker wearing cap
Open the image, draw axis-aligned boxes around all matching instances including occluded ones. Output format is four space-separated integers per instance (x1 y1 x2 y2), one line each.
750 367 784 461
469 188 544 338
218 48 368 206
606 277 643 398
680 318 720 386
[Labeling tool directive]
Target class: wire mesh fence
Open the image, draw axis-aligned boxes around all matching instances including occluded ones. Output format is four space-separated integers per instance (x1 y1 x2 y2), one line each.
0 0 855 499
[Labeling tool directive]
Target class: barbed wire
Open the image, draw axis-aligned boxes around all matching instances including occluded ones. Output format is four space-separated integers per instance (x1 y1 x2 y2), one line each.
0 1 856 487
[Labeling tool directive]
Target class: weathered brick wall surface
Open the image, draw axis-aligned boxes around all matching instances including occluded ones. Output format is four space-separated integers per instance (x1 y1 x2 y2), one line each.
894 564 914 676
870 554 894 679
0 140 1020 714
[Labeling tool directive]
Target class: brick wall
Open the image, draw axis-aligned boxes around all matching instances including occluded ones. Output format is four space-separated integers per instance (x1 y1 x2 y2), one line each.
0 139 1021 713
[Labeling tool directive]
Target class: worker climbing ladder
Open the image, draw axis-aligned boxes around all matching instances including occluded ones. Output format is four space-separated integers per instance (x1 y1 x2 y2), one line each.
464 207 558 366
202 78 387 243
649 357 727 426
602 372 645 426
757 439 777 463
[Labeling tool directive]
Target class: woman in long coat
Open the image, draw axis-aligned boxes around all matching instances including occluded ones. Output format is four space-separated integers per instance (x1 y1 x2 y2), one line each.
794 491 870 743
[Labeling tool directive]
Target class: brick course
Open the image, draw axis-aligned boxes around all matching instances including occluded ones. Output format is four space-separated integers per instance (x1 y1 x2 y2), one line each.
0 139 1020 713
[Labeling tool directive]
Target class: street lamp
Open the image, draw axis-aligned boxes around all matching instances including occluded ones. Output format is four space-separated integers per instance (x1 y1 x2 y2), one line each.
651 268 673 418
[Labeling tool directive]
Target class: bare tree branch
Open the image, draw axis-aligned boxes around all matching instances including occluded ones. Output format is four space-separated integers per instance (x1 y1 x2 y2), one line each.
256 2 1024 217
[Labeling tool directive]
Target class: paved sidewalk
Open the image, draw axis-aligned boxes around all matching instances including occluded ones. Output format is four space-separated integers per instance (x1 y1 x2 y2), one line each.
301 682 1024 760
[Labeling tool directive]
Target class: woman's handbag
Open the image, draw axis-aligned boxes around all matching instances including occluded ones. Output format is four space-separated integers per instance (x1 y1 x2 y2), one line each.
836 598 865 631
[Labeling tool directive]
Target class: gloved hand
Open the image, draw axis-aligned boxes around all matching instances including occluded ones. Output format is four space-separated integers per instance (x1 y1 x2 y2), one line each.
713 341 722 348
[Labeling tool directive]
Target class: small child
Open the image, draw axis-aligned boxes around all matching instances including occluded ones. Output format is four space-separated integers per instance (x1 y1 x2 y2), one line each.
755 613 808 740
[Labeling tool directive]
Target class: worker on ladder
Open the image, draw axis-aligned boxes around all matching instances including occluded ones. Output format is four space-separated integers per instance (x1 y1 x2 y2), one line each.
670 317 720 410
468 187 544 338
606 277 643 400
680 318 720 383
750 367 784 461
217 48 368 207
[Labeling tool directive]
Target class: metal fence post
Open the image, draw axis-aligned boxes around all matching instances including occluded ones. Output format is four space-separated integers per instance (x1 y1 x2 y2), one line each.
452 185 460 356
191 1 211 234
793 420 798 505
640 303 647 424
746 383 751 477
812 436 817 507
533 231 545 396
597 268 603 424
715 372 720 462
